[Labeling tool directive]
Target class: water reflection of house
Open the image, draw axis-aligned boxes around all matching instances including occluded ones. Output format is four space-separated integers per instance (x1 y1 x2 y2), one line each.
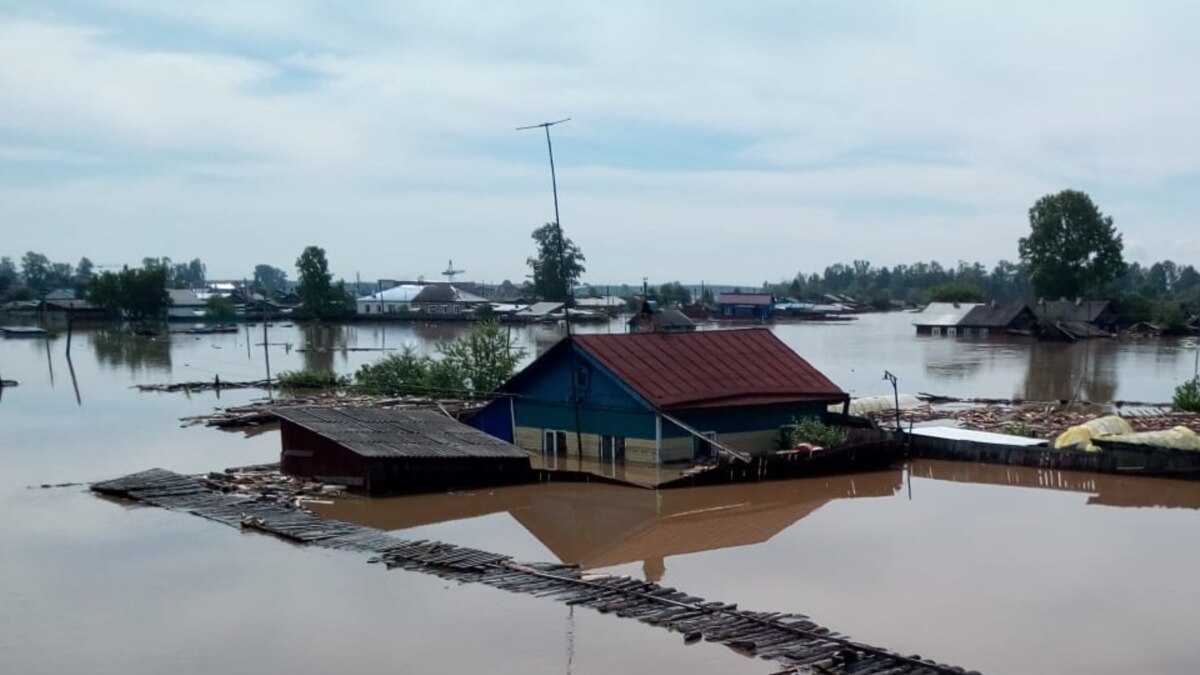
315 469 903 580
471 329 849 475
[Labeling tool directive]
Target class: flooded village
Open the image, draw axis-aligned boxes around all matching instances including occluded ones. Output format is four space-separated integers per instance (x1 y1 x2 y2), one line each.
9 5 1200 675
4 294 1200 674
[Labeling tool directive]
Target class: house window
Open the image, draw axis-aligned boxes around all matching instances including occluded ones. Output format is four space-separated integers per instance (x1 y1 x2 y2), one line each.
693 431 717 461
963 327 973 338
980 327 989 338
599 435 625 466
543 429 568 469
932 327 942 337
947 327 957 338
364 304 371 314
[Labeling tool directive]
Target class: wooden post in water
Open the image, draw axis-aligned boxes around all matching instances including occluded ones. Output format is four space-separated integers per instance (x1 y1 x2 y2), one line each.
263 309 272 398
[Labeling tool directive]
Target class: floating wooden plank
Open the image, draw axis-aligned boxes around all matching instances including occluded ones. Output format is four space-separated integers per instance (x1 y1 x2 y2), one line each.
91 469 978 675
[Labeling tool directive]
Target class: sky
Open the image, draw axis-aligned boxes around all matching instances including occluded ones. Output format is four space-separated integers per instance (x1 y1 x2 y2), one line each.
2 1 1200 287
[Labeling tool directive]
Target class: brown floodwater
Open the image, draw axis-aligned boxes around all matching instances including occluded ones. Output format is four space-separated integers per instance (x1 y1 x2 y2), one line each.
2 314 1200 674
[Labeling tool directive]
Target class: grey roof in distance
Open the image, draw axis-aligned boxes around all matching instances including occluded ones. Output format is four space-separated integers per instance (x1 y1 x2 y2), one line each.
274 407 529 460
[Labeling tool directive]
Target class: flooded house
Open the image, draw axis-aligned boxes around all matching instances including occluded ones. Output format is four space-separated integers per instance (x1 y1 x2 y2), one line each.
626 302 697 333
409 284 488 317
276 407 532 494
715 292 775 320
166 289 207 320
956 301 1039 337
1034 298 1119 338
471 328 850 474
355 284 424 315
912 302 981 336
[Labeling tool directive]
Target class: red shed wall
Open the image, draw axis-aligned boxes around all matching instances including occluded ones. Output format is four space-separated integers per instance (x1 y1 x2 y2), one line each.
279 421 368 487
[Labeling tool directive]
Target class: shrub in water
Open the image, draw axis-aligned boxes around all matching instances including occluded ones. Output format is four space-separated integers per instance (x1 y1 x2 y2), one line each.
275 369 349 389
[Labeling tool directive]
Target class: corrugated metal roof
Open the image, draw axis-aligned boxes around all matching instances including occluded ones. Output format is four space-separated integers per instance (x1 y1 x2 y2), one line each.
913 302 982 327
358 284 424 303
909 425 1047 447
958 302 1032 328
1034 299 1113 323
274 407 529 460
573 328 847 410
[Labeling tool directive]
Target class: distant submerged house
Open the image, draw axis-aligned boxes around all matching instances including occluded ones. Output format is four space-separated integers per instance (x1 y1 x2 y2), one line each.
956 301 1039 337
626 302 696 333
166 289 207 320
471 329 849 471
913 302 981 336
1034 298 1119 339
715 293 775 320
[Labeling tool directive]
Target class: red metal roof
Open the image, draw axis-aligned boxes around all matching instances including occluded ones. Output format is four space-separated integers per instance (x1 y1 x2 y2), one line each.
573 328 847 410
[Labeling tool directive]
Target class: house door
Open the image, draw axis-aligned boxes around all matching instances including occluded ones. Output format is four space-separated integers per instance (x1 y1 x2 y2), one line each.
693 431 717 461
543 429 567 469
599 435 625 475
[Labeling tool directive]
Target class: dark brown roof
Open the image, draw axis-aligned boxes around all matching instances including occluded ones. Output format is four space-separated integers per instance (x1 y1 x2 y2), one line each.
958 302 1033 328
1034 299 1113 323
573 328 846 410
274 407 529 460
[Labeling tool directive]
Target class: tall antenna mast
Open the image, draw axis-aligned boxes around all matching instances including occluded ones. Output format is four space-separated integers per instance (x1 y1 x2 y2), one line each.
517 118 572 327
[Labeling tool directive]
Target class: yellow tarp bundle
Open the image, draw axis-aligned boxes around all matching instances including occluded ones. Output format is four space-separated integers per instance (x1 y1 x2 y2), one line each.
1054 415 1200 452
1053 415 1135 452
1103 427 1200 451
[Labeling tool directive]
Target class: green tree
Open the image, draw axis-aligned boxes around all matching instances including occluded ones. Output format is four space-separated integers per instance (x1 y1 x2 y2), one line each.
205 295 237 320
21 251 51 292
526 222 586 303
295 246 339 319
87 267 169 320
74 257 94 287
437 321 527 394
0 256 20 298
172 258 206 288
1018 190 1126 299
253 264 288 295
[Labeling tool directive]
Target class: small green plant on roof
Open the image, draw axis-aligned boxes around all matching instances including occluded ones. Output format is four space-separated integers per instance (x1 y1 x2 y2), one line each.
1001 421 1038 438
1174 378 1200 413
781 416 847 449
275 369 349 389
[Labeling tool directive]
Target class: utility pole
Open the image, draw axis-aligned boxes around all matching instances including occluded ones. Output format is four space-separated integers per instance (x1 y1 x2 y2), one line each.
517 118 572 331
518 117 583 460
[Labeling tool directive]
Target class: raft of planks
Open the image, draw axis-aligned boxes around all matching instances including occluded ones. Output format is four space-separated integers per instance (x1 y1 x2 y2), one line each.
92 468 977 675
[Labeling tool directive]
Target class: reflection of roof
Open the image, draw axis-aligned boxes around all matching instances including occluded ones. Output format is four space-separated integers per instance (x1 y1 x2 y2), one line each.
573 328 847 410
959 302 1032 328
914 302 981 326
716 293 773 306
273 407 528 460
514 472 902 569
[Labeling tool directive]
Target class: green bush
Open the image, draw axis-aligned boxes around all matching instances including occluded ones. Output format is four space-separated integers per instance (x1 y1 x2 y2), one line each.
781 417 847 449
352 322 526 398
275 369 349 389
1175 378 1200 413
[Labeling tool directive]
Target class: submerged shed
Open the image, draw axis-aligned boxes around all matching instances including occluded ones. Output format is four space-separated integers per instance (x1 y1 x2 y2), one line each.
276 407 532 494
